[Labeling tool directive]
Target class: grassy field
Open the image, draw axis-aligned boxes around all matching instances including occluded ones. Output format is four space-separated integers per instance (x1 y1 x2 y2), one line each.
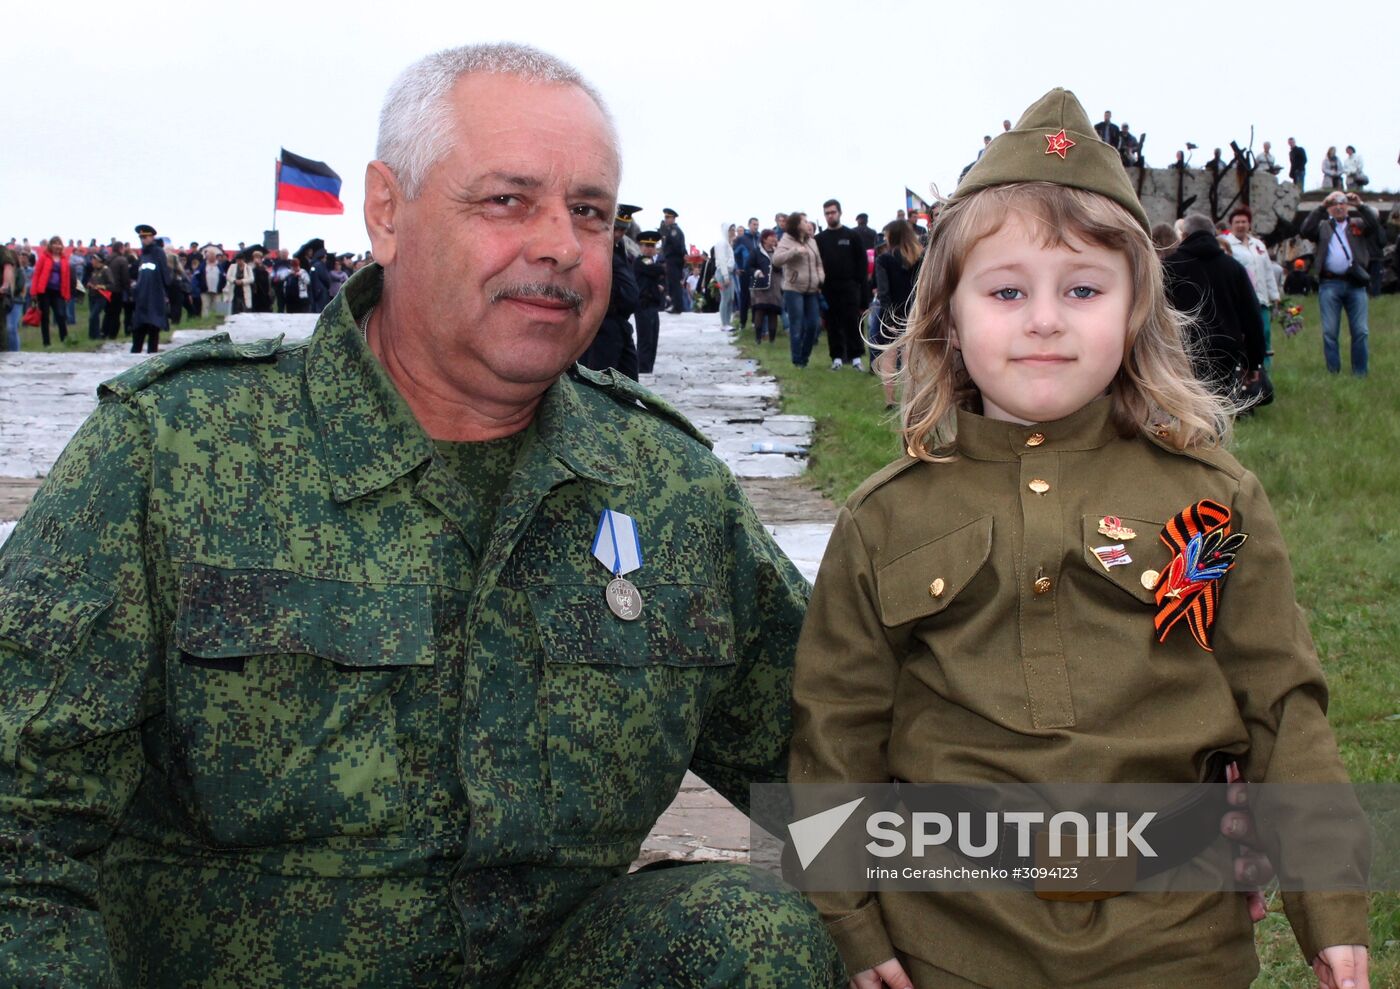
739 295 1399 987
11 295 223 352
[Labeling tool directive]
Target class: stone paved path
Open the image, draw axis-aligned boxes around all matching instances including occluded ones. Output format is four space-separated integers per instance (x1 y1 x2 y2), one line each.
0 310 838 869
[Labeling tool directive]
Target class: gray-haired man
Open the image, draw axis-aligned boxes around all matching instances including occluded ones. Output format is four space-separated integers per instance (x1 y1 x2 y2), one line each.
0 42 841 988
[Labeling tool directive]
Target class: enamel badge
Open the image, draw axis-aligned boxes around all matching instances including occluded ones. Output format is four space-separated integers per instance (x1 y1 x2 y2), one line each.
592 509 644 621
1097 516 1137 541
1152 499 1247 652
1092 544 1132 570
1045 130 1075 159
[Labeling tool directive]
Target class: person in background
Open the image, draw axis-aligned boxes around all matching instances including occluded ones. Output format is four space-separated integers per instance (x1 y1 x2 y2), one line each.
660 208 686 313
102 243 130 339
1287 137 1307 187
747 228 784 345
1321 146 1342 190
1341 146 1366 191
1223 206 1279 368
772 211 824 368
85 252 112 340
196 247 224 317
29 236 72 347
815 198 868 370
130 224 169 354
733 219 757 331
712 222 736 330
1150 222 1179 257
66 248 86 327
251 248 274 311
633 230 666 373
226 252 254 314
1257 141 1280 175
1164 212 1266 394
1302 190 1378 376
0 241 19 351
872 218 922 410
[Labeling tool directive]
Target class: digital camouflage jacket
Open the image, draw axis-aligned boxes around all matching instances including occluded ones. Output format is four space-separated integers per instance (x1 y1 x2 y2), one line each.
0 265 809 987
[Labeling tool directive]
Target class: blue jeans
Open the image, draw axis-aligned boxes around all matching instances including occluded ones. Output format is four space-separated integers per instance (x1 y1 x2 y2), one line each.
783 290 821 366
4 302 19 351
1318 279 1369 375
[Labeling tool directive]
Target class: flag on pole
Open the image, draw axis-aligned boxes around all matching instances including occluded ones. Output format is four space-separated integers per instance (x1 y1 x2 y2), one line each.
905 187 930 220
275 149 344 215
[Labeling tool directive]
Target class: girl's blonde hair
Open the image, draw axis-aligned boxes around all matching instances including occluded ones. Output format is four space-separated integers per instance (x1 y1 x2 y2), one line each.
894 182 1233 459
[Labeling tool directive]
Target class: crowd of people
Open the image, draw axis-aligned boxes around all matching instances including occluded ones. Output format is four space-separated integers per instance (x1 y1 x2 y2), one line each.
1 232 373 352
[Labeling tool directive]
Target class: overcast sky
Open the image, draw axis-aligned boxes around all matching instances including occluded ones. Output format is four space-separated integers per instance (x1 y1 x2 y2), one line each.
8 0 1396 255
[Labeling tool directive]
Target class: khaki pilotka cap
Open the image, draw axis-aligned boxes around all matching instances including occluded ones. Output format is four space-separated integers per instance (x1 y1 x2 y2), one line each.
952 87 1151 232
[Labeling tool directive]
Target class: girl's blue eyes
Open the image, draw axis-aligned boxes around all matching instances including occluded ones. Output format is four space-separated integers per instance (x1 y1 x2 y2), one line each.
991 286 1099 300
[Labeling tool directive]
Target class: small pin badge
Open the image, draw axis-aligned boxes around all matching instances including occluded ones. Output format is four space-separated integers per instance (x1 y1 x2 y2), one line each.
1098 516 1137 541
1092 544 1133 570
592 508 644 621
1044 129 1075 159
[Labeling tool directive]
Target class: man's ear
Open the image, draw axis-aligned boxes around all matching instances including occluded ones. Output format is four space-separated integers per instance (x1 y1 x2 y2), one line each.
364 161 402 266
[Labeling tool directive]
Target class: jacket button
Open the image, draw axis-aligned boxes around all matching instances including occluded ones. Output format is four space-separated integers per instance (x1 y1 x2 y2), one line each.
1033 576 1053 595
1025 432 1046 447
929 578 946 598
1028 479 1050 494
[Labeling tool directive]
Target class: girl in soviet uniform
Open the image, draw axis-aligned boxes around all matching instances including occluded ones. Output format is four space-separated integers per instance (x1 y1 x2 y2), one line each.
790 88 1368 989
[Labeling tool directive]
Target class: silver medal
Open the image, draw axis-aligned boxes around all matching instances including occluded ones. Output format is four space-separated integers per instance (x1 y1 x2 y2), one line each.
605 577 644 621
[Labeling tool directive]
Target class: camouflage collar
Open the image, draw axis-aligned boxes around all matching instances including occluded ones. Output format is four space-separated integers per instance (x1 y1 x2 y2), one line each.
955 396 1119 461
307 264 632 503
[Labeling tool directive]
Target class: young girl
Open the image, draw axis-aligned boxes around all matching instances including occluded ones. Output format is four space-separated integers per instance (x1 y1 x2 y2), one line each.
790 89 1368 989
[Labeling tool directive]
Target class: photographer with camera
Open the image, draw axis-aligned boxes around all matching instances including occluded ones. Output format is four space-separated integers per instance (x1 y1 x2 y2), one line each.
1301 191 1379 376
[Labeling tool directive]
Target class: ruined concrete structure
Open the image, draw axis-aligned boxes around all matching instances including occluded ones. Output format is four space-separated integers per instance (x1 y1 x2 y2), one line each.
1131 164 1300 237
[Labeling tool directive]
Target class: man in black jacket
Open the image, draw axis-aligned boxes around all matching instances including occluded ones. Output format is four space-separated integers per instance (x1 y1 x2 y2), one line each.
815 199 869 370
578 204 640 379
659 208 686 313
1287 137 1307 188
130 224 170 354
1162 212 1265 394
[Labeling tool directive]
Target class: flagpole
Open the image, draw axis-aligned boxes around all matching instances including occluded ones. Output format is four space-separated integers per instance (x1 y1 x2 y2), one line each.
272 159 279 239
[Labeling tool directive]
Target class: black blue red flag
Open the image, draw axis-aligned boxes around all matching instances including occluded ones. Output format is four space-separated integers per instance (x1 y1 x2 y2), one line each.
275 149 344 215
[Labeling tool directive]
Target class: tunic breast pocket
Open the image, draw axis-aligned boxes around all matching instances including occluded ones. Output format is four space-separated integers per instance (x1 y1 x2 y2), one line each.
1079 514 1167 608
166 564 435 848
527 581 735 848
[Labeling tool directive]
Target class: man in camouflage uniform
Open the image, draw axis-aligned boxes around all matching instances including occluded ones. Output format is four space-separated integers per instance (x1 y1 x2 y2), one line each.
0 44 841 988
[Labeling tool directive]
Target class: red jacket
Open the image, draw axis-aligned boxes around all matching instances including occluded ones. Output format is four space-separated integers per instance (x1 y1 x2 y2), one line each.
30 249 73 301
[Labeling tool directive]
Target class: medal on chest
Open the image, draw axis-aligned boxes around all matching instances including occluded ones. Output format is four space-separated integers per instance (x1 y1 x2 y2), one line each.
592 508 644 621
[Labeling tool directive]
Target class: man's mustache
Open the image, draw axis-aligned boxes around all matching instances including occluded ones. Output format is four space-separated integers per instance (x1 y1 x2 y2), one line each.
490 282 584 313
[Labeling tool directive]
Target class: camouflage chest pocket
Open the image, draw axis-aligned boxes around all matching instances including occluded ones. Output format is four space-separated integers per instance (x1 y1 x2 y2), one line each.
167 564 434 848
527 581 735 848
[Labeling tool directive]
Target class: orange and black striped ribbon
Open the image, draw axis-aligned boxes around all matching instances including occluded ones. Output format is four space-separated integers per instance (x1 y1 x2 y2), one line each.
1152 499 1241 652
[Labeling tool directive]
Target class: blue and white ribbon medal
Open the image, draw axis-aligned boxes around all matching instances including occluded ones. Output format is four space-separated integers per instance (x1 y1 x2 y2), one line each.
592 508 644 620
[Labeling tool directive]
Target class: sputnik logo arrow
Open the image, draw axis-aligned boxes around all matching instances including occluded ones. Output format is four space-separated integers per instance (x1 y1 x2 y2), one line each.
788 797 865 869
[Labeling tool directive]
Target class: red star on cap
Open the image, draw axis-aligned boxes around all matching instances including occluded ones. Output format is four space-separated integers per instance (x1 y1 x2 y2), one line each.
1044 130 1075 159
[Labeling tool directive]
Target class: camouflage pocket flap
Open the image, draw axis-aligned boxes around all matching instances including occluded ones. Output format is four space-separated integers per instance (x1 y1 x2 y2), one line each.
0 552 115 660
876 515 993 627
175 564 434 668
528 582 736 668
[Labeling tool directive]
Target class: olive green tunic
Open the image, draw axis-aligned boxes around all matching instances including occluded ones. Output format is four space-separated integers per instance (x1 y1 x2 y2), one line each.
791 399 1367 988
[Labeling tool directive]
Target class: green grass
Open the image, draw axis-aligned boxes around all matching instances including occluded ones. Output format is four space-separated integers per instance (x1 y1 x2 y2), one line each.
12 296 224 352
740 295 1400 987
